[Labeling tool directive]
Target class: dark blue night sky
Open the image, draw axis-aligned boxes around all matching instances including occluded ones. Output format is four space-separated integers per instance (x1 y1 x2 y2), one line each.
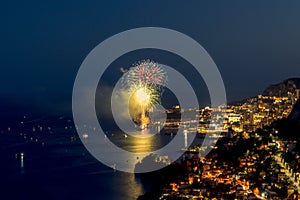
2 0 300 114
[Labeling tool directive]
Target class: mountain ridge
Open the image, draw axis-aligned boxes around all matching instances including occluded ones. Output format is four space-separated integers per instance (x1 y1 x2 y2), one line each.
262 77 300 97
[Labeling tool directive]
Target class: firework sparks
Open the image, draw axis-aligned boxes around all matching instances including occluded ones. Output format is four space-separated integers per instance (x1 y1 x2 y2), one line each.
122 60 167 129
135 87 150 105
122 60 167 92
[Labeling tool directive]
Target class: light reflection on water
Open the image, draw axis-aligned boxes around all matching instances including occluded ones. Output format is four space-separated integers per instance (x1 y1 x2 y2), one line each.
103 127 199 172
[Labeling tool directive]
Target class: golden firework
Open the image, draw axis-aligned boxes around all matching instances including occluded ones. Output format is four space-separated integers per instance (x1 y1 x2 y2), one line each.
123 60 167 129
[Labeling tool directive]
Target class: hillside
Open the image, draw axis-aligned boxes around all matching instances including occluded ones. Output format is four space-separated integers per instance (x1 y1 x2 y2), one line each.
263 78 300 97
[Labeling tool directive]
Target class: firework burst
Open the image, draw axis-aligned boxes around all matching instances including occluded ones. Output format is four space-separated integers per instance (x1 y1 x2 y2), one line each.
128 83 159 108
122 60 167 92
122 60 167 129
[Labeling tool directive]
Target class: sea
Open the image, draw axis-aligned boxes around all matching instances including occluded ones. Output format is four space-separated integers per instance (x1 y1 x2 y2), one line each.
0 125 202 200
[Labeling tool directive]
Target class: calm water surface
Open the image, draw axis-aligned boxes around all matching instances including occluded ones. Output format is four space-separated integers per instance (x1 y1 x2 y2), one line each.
0 128 200 200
